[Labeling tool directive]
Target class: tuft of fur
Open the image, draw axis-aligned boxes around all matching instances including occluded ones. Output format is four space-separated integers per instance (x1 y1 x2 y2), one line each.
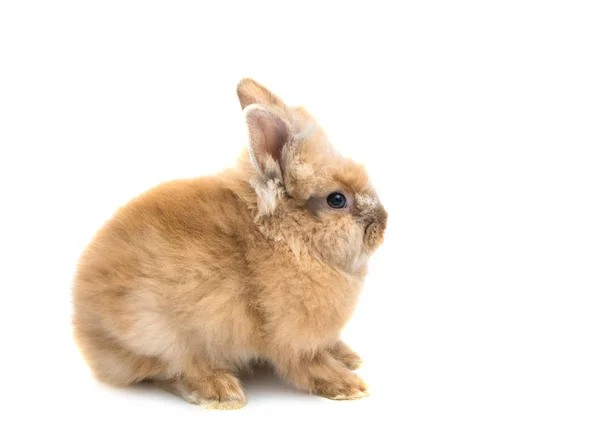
72 78 387 409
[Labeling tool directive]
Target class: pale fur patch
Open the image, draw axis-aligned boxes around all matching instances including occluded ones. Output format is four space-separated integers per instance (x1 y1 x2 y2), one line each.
350 252 369 274
250 175 284 216
355 193 378 211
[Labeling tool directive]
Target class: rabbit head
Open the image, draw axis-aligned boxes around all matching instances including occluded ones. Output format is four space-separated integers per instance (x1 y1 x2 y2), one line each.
236 79 387 274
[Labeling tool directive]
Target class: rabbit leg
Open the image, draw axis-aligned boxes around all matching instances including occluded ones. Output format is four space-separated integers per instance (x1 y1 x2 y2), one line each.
328 340 363 371
271 348 369 400
155 360 247 410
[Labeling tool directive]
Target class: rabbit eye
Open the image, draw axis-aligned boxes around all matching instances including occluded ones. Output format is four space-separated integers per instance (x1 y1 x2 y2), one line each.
327 192 347 209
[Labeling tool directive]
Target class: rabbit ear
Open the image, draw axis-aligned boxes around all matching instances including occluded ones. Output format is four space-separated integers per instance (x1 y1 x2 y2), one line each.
243 104 291 180
237 78 286 110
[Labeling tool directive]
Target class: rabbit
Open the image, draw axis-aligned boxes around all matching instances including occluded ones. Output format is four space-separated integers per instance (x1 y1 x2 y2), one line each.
71 78 388 409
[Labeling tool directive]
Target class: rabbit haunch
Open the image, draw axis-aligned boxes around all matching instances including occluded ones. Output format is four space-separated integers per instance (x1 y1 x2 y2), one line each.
72 78 387 409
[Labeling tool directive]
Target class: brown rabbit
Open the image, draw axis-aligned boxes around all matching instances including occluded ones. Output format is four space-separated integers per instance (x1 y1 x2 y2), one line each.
72 78 388 409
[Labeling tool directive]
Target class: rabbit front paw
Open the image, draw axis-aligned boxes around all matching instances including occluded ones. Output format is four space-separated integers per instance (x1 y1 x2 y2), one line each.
272 349 369 401
313 371 369 400
156 371 247 410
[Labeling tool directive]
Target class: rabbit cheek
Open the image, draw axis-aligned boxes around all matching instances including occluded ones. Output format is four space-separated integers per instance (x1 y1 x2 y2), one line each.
316 220 363 270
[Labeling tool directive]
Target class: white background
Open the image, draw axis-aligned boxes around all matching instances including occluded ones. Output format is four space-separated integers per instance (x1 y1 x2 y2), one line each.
1 1 599 433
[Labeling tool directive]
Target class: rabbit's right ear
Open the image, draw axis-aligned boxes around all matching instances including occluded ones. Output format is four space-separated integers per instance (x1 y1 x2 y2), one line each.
236 78 286 110
243 104 291 180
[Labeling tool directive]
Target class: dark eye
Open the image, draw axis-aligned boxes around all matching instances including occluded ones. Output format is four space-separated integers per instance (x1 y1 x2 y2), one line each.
327 192 347 209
